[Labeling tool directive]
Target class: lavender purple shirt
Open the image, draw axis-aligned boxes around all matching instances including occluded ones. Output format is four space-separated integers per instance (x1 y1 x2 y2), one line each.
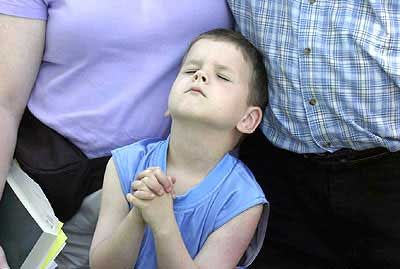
0 1 233 158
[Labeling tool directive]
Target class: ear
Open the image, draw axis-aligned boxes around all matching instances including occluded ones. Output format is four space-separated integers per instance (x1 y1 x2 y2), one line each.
236 106 262 134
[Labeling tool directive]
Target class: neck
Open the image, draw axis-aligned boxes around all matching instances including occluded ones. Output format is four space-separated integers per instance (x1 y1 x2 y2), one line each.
167 119 239 178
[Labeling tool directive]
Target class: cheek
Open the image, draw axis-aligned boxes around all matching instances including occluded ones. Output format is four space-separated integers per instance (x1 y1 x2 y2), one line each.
170 79 180 92
222 93 250 118
214 97 244 120
221 89 248 109
169 80 184 99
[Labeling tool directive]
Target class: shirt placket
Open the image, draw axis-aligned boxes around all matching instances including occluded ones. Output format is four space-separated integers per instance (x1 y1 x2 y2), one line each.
298 0 333 151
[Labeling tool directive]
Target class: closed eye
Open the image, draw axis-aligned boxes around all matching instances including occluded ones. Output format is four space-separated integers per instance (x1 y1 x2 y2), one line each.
217 74 230 82
184 70 197 74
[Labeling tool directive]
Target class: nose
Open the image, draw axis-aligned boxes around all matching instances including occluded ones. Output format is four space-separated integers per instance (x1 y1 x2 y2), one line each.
192 70 208 84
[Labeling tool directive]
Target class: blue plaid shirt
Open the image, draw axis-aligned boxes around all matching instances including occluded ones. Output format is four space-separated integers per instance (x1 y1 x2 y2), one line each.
228 0 400 153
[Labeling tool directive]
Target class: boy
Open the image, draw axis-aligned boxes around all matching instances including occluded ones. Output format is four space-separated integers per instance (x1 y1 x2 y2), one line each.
90 29 268 269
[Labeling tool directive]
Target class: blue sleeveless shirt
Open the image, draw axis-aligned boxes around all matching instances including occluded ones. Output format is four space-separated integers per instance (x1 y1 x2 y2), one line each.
112 138 268 268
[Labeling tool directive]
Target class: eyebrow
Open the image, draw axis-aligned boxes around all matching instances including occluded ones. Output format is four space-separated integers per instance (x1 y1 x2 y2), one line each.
184 59 202 66
214 64 233 74
184 60 234 74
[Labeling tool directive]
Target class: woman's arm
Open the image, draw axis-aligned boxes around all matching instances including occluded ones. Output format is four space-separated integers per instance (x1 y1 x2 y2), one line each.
0 14 45 199
0 14 46 267
89 159 146 269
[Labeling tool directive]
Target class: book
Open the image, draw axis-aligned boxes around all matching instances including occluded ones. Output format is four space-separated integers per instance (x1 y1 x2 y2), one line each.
0 160 67 269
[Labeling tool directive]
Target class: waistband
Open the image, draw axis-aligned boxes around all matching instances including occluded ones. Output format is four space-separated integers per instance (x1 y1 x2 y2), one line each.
302 147 389 164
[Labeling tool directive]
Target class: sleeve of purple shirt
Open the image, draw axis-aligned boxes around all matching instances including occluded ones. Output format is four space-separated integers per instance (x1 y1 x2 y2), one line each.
0 0 48 20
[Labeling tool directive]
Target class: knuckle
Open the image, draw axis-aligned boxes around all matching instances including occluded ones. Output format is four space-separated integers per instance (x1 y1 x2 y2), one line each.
153 167 161 174
147 176 158 186
144 178 155 189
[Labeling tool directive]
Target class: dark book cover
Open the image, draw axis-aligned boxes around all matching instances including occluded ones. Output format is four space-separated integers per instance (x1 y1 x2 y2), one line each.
0 182 42 269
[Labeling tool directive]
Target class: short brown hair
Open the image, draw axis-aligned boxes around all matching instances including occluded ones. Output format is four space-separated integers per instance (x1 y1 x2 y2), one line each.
182 28 268 110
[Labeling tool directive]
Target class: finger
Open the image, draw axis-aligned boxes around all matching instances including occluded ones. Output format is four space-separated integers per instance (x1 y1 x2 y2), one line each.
136 167 172 193
167 176 177 199
132 180 151 192
133 190 156 200
131 180 143 193
171 188 176 200
136 168 154 180
142 175 164 195
152 168 173 192
136 168 166 194
170 176 177 185
126 193 134 203
136 167 163 181
164 109 171 117
126 193 146 209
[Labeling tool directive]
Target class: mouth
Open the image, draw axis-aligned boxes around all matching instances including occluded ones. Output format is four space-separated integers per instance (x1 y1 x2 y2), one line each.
185 87 206 97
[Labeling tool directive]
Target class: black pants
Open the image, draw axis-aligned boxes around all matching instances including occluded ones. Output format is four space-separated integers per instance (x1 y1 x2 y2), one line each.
15 110 110 222
241 129 400 269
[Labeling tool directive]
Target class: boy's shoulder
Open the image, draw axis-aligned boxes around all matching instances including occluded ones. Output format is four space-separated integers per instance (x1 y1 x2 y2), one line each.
209 154 267 232
211 154 265 200
111 138 168 196
227 155 263 188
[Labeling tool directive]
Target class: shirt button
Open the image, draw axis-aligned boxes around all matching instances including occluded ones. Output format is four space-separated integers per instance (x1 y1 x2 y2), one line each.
304 48 311 55
309 98 317 105
309 0 316 4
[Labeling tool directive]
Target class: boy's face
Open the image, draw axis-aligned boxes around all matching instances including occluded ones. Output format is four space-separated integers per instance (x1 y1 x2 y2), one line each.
168 38 252 130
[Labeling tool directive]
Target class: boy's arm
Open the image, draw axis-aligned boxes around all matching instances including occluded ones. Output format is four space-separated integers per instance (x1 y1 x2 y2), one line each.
89 159 146 269
130 172 263 269
154 204 263 269
129 190 202 269
194 204 263 268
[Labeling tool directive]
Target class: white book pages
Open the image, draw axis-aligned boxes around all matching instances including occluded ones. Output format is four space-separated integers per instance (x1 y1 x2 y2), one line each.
6 161 58 235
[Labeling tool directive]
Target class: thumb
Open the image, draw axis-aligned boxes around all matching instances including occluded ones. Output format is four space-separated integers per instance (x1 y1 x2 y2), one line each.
126 193 146 209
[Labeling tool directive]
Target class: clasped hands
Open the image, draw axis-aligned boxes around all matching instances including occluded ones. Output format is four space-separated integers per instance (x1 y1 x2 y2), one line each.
126 167 176 229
